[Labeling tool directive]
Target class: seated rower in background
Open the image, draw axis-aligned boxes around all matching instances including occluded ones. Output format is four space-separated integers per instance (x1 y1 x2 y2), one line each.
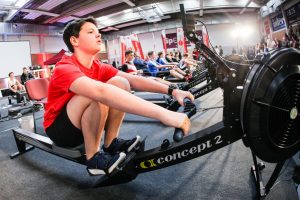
147 51 186 80
121 50 172 86
179 53 198 72
120 50 143 75
8 72 25 95
157 51 187 78
133 52 150 74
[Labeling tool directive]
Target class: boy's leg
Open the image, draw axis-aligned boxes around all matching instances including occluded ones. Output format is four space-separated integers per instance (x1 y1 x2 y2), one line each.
67 76 137 158
66 93 126 175
170 69 184 79
175 67 187 76
103 76 131 147
67 95 105 160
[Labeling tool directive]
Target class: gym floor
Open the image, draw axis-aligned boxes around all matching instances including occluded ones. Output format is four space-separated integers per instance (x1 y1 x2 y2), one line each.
0 88 298 200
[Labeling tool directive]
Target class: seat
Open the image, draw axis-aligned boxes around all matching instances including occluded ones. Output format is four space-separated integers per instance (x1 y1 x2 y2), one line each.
25 78 49 133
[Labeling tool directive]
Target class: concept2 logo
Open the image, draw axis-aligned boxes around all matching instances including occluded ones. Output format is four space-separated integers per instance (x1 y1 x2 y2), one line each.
139 135 224 169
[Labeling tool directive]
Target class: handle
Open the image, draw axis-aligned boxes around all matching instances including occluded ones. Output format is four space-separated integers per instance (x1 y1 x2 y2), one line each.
173 128 184 142
172 98 192 142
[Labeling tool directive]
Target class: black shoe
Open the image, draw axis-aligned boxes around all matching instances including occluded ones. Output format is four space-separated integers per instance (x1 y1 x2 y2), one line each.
103 135 141 154
86 151 126 175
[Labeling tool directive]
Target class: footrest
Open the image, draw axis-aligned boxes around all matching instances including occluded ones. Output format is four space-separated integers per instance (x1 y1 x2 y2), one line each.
93 138 146 187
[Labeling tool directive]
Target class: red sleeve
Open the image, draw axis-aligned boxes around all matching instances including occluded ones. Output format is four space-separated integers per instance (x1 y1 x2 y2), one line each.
52 64 85 92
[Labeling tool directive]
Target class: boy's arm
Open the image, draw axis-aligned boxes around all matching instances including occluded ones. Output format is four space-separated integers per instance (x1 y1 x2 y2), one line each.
116 71 194 105
69 76 188 129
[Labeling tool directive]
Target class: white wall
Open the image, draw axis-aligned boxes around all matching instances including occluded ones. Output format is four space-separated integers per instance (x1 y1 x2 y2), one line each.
1 34 66 53
44 36 67 53
107 38 121 65
19 35 40 53
0 41 32 78
205 22 261 55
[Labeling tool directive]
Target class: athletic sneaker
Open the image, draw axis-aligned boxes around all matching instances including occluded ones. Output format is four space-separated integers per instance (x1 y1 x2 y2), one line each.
103 135 141 154
86 151 126 175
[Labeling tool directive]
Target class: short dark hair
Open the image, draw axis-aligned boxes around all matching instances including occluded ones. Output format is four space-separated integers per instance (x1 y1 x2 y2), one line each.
63 17 97 53
157 51 163 57
125 50 134 56
23 67 27 70
148 51 154 57
8 72 13 77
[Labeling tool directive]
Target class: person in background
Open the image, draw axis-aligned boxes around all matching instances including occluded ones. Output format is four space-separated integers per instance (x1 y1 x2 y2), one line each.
133 52 149 73
148 51 186 79
165 52 172 63
214 45 220 55
112 60 117 68
178 51 182 60
20 67 34 85
179 53 198 72
173 52 180 62
122 50 172 85
219 45 223 57
8 72 25 94
281 34 290 48
232 48 237 55
192 48 199 60
121 50 143 75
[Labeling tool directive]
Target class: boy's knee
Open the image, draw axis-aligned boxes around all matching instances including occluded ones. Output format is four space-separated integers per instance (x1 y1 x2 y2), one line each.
107 76 130 91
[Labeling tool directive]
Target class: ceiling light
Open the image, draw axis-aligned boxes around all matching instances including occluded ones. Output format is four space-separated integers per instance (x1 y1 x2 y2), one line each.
136 6 164 23
15 0 30 8
123 9 131 14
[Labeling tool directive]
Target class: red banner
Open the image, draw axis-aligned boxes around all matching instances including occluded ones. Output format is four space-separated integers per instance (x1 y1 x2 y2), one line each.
120 36 126 65
177 28 187 54
130 34 144 59
161 30 167 54
264 18 271 34
202 25 209 47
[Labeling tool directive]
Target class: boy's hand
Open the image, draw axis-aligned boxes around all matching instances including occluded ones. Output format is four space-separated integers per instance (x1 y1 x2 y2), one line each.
172 89 194 106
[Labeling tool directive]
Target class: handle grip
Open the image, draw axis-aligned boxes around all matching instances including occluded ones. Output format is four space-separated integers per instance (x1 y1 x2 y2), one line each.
173 128 184 142
172 98 192 142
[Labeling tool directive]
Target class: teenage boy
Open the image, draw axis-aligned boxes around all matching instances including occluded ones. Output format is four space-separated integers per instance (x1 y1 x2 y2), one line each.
44 17 194 175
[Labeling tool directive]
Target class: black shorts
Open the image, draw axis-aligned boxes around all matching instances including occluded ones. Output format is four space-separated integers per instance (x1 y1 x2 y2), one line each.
46 104 84 148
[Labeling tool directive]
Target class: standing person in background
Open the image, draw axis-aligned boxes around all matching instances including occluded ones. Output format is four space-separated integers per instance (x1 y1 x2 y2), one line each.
20 67 34 85
112 60 117 68
8 72 25 94
219 45 223 57
214 45 220 55
281 34 290 48
232 48 237 55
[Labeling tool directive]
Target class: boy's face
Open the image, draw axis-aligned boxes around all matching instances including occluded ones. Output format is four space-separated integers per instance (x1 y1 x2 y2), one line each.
126 53 134 62
71 22 102 55
150 52 156 59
